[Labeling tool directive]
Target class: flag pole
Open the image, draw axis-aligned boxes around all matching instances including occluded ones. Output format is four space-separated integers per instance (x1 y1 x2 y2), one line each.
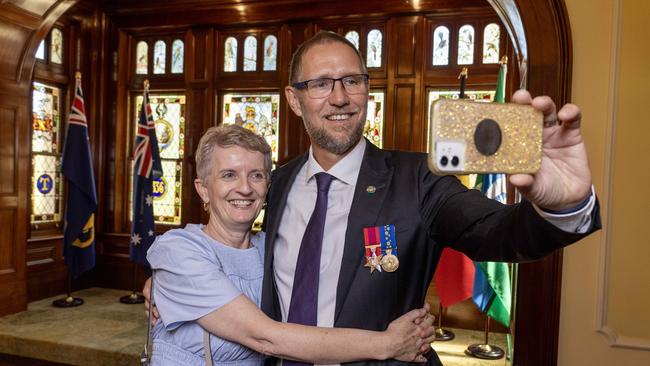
465 314 505 359
458 67 468 99
53 71 87 308
434 303 455 341
120 78 151 305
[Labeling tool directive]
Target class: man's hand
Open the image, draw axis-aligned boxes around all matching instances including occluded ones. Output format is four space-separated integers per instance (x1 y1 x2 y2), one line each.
143 277 160 326
510 90 592 211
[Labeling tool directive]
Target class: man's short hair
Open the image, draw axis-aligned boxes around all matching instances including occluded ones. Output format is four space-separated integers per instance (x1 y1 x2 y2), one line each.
288 30 367 84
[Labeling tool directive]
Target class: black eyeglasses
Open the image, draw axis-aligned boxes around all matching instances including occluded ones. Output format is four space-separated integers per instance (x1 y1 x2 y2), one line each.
292 74 369 99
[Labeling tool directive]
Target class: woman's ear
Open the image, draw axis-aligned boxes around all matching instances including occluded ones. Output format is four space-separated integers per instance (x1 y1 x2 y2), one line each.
194 178 209 203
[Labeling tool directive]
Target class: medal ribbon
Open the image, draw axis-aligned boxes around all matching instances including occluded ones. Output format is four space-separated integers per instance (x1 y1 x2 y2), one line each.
363 226 381 257
380 224 398 256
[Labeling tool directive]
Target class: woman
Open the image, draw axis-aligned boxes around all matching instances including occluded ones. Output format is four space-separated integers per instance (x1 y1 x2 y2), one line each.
147 125 434 365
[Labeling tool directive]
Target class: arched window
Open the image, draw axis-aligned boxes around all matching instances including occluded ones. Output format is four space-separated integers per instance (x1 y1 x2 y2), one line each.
153 40 166 74
432 26 450 66
366 29 383 68
482 23 500 63
50 28 63 64
243 36 257 71
224 37 237 72
457 25 475 65
171 39 184 73
136 41 148 74
263 35 277 71
345 31 360 50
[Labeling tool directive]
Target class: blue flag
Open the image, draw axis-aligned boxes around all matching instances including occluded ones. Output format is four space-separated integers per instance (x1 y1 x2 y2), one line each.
61 74 97 278
130 86 163 267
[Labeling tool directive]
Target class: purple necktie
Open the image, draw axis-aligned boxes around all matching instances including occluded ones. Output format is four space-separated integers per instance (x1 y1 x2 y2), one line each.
285 172 334 366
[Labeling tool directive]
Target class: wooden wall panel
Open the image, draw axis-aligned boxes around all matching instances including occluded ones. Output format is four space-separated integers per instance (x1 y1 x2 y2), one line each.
395 22 416 78
0 106 17 194
0 209 17 273
392 85 414 150
0 22 30 81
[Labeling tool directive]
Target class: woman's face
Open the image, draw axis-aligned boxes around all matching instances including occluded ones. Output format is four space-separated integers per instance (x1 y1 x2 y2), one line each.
196 145 268 231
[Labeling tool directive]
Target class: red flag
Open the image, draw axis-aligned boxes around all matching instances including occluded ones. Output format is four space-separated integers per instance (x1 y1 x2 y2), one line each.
434 247 475 307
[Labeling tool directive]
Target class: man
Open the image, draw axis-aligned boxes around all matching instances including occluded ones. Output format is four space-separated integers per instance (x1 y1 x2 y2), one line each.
260 31 599 366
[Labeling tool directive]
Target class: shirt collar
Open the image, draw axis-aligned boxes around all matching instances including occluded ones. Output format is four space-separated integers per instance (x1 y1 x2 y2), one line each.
305 138 366 186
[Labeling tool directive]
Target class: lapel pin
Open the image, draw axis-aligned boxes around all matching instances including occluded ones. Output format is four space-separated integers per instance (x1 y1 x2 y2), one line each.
366 185 376 195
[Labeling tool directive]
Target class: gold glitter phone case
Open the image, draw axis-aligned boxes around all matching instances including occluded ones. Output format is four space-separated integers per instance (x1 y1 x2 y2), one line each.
428 99 543 175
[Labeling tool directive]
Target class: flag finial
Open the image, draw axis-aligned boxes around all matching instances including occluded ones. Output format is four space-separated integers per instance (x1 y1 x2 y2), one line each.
500 56 508 65
75 71 82 80
144 79 150 91
458 67 469 79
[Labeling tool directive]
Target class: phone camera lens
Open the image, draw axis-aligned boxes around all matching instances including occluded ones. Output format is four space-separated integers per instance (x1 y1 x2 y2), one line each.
440 156 448 166
451 156 459 167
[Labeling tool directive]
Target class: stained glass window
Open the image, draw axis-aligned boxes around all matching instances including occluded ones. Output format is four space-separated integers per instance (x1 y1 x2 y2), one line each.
367 29 383 68
426 89 495 151
50 28 63 64
244 36 257 71
365 91 385 148
263 35 277 71
132 94 186 225
345 31 360 50
482 23 500 64
222 93 280 163
36 40 45 60
31 82 63 226
171 39 184 73
153 40 166 74
432 26 450 66
224 37 237 72
457 25 475 65
136 41 148 74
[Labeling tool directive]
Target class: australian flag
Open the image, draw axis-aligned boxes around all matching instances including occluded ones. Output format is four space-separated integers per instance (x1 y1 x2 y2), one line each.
130 85 163 267
61 74 97 278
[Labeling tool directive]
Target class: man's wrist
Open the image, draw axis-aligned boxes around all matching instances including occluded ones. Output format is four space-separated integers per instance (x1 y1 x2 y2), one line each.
539 189 593 215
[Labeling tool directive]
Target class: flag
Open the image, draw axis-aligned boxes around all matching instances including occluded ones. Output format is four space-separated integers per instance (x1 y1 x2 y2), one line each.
434 174 476 307
61 73 97 278
130 84 163 267
471 57 512 326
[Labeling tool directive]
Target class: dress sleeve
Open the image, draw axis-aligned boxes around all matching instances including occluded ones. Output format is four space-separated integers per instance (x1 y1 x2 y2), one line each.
147 231 241 330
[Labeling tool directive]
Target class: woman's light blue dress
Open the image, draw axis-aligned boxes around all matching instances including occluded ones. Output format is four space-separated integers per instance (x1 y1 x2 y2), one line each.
147 223 266 366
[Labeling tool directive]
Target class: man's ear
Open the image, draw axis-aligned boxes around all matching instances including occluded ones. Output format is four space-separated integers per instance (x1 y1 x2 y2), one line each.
285 86 303 117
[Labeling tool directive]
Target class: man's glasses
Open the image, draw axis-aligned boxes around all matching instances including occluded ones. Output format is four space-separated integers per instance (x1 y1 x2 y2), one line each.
292 74 369 99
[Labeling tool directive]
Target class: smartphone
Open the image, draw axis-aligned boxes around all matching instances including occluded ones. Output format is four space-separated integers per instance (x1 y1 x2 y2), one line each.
428 99 543 175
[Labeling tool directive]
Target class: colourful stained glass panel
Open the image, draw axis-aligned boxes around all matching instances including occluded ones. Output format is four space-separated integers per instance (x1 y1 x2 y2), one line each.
135 95 186 160
426 89 495 152
153 40 166 74
32 82 61 153
50 28 63 64
432 26 450 66
263 35 277 71
136 41 148 74
171 39 184 73
222 93 280 163
365 91 384 148
457 25 475 65
367 29 383 68
482 23 500 64
244 36 257 71
345 31 360 50
31 155 63 225
131 93 186 225
224 37 237 72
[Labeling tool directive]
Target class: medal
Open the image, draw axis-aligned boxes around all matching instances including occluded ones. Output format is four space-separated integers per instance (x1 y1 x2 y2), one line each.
379 224 399 272
364 252 383 273
363 227 382 274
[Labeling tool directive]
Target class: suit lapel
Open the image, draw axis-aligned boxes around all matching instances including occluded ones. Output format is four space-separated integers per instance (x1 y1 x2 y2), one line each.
334 142 394 323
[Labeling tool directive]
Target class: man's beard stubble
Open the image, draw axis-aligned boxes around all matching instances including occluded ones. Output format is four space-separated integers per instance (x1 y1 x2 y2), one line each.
303 117 365 155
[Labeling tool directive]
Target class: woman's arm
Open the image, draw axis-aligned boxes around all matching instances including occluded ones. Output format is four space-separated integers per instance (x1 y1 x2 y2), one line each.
197 294 433 363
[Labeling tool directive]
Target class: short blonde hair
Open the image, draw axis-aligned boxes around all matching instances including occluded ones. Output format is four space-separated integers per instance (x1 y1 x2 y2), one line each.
195 124 272 182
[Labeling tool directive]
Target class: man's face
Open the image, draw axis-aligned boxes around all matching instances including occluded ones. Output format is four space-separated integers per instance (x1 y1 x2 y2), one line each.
286 42 368 155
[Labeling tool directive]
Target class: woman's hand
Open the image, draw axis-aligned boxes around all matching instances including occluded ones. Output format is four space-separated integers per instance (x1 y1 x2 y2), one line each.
384 304 436 362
